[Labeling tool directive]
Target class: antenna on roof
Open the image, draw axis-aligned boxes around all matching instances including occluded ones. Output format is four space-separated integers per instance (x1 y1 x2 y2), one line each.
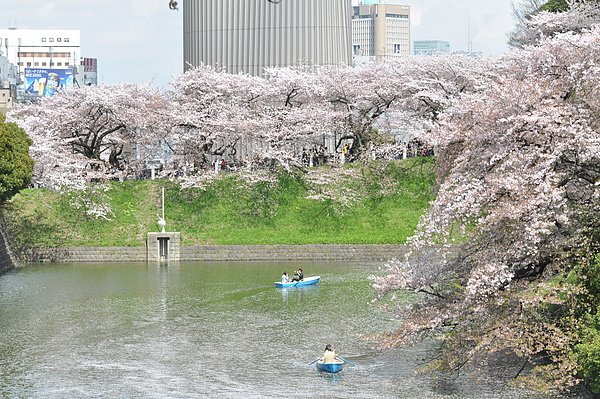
467 16 474 54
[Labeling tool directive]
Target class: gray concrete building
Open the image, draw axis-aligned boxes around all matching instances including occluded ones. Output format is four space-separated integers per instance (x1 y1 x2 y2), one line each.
182 0 353 76
0 54 17 114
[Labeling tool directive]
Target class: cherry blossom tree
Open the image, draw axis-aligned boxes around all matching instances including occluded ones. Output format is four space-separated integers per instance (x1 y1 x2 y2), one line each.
169 64 333 176
310 64 401 160
374 11 600 389
8 84 172 189
253 66 334 169
168 65 268 173
510 0 600 47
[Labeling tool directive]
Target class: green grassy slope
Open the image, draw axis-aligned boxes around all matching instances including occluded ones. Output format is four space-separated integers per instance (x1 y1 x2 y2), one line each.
1 158 435 248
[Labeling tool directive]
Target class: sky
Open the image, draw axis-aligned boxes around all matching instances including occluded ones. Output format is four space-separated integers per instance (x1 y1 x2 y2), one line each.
2 0 516 88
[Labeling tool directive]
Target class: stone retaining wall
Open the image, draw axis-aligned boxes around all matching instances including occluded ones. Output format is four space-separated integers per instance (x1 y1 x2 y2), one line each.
180 244 406 262
19 244 407 263
0 218 16 272
20 246 148 263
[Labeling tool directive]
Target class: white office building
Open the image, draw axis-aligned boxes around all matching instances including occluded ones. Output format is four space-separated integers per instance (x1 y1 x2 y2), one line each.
0 28 81 75
352 1 410 64
183 0 353 76
0 28 81 98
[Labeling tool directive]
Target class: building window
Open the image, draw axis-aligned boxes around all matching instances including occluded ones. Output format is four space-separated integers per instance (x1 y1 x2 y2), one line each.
57 38 62 42
50 62 54 66
42 38 47 42
394 44 402 54
353 44 361 55
386 13 408 19
34 62 39 66
49 38 54 42
18 62 23 66
42 62 47 66
65 38 70 43
65 62 70 66
26 62 31 66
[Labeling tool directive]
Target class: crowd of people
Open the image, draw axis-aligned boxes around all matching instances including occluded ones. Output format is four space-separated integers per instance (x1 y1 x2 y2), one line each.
301 145 329 167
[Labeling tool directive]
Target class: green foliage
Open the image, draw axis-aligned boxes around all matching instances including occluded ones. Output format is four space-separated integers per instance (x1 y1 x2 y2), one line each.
0 189 63 251
0 114 34 201
1 158 435 248
575 312 600 393
573 254 600 392
540 0 569 12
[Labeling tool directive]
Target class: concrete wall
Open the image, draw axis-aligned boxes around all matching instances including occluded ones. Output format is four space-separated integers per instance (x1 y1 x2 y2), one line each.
180 244 406 262
18 246 148 263
147 232 181 262
17 244 407 263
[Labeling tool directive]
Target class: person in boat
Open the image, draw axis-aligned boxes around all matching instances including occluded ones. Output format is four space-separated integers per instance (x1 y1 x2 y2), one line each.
297 268 304 281
291 270 300 282
320 344 340 363
281 272 289 283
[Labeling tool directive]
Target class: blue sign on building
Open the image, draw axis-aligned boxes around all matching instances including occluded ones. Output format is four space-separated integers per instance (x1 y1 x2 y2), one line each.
24 68 73 97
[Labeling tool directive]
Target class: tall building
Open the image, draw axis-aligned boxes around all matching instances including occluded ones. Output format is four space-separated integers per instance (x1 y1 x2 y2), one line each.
0 54 18 85
352 1 410 64
183 0 352 76
0 28 82 99
413 40 450 56
0 55 18 114
78 57 98 86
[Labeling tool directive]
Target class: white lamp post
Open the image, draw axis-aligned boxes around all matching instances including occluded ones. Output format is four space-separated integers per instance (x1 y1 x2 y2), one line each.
158 186 166 233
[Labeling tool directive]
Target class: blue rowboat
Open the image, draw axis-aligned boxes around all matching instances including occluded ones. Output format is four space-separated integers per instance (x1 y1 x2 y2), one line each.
274 275 320 288
316 360 344 373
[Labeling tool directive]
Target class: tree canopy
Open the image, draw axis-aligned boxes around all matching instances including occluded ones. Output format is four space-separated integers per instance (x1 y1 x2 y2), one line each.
0 114 33 201
374 5 600 391
541 0 570 12
509 0 600 47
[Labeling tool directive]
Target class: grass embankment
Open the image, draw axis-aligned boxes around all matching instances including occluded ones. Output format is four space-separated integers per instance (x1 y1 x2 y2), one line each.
1 158 435 248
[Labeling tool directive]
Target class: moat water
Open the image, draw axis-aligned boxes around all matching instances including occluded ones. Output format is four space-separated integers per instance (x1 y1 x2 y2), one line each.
0 261 589 398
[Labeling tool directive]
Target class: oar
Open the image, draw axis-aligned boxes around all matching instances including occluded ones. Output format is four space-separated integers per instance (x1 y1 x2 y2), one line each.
335 356 356 367
308 358 321 365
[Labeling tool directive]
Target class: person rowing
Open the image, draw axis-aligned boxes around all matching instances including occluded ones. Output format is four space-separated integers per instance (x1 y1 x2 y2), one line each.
320 344 341 363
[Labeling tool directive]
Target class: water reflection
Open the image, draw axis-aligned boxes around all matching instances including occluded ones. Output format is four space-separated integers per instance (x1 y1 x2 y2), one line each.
277 284 320 303
158 262 169 321
317 369 344 385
